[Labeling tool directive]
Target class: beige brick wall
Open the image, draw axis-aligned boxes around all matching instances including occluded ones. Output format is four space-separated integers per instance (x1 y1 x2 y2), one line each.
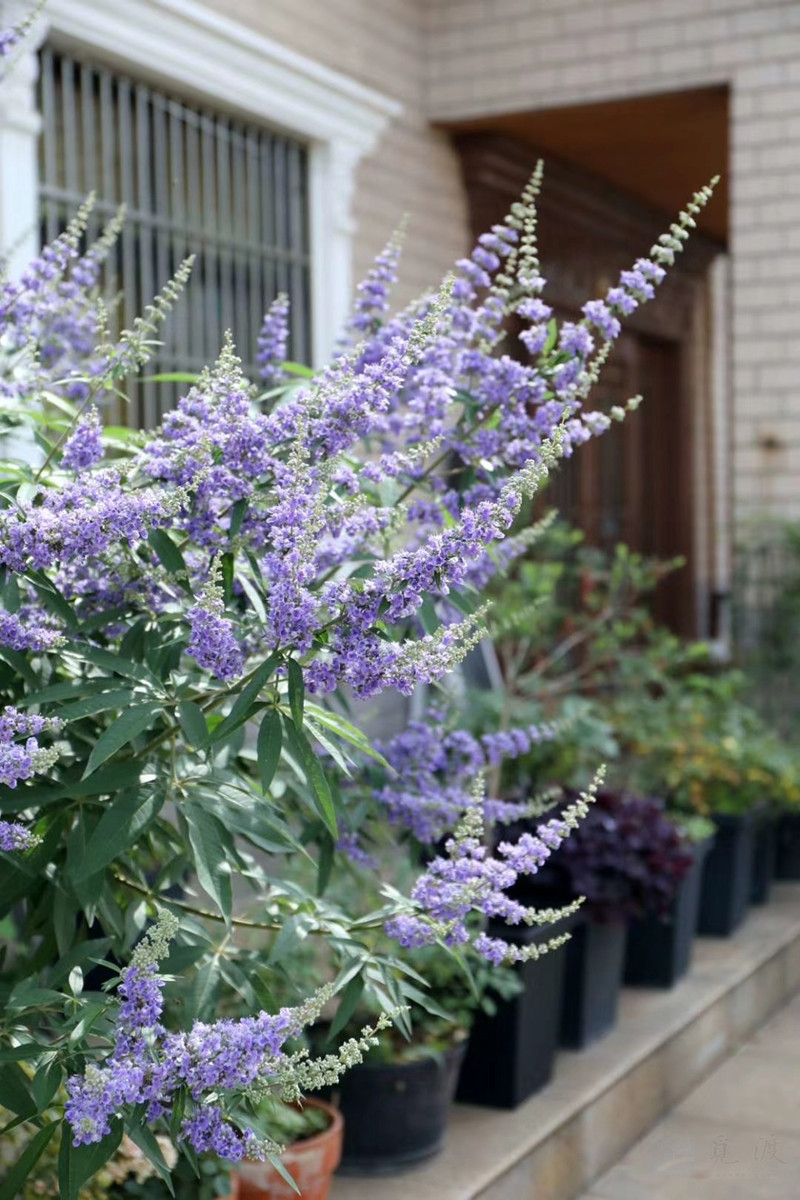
425 0 800 525
203 0 468 310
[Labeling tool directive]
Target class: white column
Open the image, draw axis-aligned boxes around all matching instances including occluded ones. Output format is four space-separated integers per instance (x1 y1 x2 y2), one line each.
0 2 41 274
309 137 362 364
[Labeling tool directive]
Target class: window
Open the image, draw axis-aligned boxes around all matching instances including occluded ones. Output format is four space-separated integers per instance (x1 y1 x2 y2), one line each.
37 45 312 426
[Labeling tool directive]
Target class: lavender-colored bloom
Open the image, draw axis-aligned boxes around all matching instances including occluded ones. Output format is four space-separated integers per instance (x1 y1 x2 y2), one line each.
372 714 553 843
582 299 621 341
62 407 104 470
346 230 403 337
188 601 244 682
385 796 590 958
0 609 63 651
257 294 290 386
0 819 39 851
336 830 378 870
0 706 62 789
558 322 594 358
0 470 174 572
66 948 305 1160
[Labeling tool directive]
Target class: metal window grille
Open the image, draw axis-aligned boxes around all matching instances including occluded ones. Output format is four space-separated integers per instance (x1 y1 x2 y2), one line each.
37 45 312 427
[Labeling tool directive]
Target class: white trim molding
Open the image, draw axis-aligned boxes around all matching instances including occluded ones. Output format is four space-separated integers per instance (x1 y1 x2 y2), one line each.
0 0 402 361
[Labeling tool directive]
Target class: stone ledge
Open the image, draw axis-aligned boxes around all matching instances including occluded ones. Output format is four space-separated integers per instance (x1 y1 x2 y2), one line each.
330 884 800 1200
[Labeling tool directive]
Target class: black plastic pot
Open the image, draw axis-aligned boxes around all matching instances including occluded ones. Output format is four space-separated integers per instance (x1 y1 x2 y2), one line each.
334 1042 465 1175
624 836 712 988
456 917 574 1110
775 811 800 880
559 917 626 1049
697 810 758 937
751 811 777 905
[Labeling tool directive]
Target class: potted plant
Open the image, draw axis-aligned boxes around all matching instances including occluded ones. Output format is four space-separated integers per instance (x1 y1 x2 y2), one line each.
322 945 483 1174
623 813 715 988
236 1099 343 1200
508 790 695 1045
455 911 578 1109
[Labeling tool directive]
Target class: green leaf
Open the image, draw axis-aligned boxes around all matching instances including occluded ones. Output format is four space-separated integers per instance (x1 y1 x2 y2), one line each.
184 959 221 1023
57 689 134 721
148 528 188 579
204 655 278 747
267 1151 302 1195
418 595 441 635
58 1120 122 1200
0 1043 44 1063
316 832 334 897
178 701 208 747
221 552 234 604
127 1116 176 1196
71 790 164 881
229 498 248 541
0 646 37 687
24 569 79 630
32 1057 63 1111
287 659 304 729
447 588 481 618
69 760 144 798
329 973 365 1039
237 570 267 622
46 937 113 987
0 1063 36 1119
256 709 282 792
20 677 123 706
0 1121 58 1200
184 802 233 922
269 913 315 965
282 717 337 838
81 703 162 779
303 703 388 765
281 361 315 378
73 644 162 689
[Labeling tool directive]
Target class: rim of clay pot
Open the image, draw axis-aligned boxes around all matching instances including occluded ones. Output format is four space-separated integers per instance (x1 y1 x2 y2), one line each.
278 1097 343 1157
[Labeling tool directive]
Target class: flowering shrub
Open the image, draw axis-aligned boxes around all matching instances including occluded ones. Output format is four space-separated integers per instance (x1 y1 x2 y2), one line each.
0 13 715 1183
512 790 695 923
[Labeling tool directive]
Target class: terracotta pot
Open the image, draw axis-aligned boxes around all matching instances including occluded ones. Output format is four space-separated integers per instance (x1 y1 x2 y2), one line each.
235 1098 343 1200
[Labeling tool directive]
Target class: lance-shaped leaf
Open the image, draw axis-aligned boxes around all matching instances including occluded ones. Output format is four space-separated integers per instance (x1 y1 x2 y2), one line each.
81 702 162 779
257 708 282 792
184 801 233 922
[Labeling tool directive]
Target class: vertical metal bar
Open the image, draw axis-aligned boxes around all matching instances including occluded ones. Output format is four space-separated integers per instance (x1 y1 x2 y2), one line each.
99 66 115 206
39 47 59 242
152 94 173 371
184 106 203 374
232 122 248 361
245 126 263 375
216 115 234 342
136 83 156 428
273 137 289 302
61 55 80 200
260 131 276 325
168 98 187 408
80 62 99 243
201 109 219 357
117 76 138 424
287 140 306 364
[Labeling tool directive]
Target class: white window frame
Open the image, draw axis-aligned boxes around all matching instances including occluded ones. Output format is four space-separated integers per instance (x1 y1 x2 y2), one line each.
0 0 401 364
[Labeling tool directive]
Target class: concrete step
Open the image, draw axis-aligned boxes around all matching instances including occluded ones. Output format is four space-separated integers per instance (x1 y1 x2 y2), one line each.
330 883 800 1200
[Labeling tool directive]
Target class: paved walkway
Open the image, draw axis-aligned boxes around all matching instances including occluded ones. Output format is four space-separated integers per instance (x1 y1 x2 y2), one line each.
579 989 800 1199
